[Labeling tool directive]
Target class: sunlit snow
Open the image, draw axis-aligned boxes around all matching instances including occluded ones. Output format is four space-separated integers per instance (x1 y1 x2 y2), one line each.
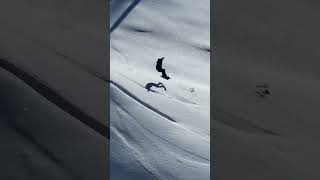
110 0 210 179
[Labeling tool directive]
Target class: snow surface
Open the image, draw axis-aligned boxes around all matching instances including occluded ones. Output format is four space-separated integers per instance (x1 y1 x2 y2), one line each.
213 0 320 179
110 0 210 179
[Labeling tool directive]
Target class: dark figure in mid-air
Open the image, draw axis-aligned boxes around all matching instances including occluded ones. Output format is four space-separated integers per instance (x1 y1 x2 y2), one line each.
255 83 270 98
156 57 170 80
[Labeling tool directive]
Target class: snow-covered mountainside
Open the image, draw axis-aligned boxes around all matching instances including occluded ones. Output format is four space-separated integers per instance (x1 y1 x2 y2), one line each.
110 0 210 179
0 1 108 179
213 0 320 179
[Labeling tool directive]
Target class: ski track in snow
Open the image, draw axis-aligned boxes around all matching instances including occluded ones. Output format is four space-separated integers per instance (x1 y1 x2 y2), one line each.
111 84 209 158
110 85 210 180
110 80 177 123
115 71 202 106
110 0 210 179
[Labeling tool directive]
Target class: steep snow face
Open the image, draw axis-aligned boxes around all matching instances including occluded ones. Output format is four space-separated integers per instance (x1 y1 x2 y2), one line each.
110 0 210 179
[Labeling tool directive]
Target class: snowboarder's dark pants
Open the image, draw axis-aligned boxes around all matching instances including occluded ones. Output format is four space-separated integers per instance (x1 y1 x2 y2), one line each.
157 69 169 79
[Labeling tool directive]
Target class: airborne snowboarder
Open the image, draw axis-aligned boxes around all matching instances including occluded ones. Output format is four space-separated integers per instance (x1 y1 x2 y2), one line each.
156 57 170 80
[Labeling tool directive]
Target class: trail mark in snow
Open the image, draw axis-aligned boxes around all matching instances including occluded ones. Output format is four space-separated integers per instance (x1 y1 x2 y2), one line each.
110 81 177 123
0 59 109 139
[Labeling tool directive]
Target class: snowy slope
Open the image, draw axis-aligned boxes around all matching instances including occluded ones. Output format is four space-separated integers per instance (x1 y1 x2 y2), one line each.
110 0 210 179
213 0 320 179
0 0 108 178
0 0 108 126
